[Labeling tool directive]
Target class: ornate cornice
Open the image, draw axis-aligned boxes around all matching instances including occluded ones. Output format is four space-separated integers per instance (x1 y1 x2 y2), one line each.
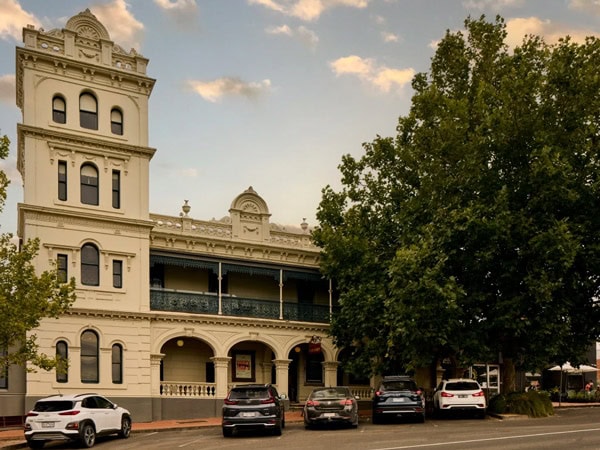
64 308 330 333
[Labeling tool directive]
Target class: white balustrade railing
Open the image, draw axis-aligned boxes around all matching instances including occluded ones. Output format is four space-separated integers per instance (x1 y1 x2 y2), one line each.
160 381 217 398
349 386 374 400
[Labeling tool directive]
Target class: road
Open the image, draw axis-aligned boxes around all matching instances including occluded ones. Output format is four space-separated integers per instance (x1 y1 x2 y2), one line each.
44 407 600 450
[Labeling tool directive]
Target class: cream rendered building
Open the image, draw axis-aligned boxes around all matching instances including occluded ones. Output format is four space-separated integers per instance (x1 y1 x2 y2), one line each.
0 10 373 423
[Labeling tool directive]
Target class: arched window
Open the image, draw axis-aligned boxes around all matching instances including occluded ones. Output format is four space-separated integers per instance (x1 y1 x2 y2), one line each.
112 344 123 384
52 96 66 124
79 92 98 130
80 163 99 205
81 243 99 286
111 108 123 135
56 341 68 383
81 330 99 383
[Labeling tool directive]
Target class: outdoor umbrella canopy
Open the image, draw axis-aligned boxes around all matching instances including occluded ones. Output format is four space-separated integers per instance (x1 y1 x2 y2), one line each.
548 362 598 406
548 362 597 374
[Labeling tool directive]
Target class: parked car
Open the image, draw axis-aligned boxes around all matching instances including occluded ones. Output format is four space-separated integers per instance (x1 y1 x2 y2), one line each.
432 378 487 419
24 393 131 449
222 384 285 437
372 375 426 423
303 386 359 429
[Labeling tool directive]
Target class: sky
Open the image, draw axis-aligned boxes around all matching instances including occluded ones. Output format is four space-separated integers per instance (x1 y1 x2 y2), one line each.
0 0 599 234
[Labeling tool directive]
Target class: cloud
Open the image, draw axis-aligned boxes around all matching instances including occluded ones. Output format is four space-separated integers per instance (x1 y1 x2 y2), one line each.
330 55 414 92
569 0 600 16
249 0 370 21
179 168 198 177
267 24 319 47
91 0 144 51
381 32 400 43
0 0 40 41
0 74 15 103
187 77 272 102
462 0 524 11
154 0 199 28
506 16 596 47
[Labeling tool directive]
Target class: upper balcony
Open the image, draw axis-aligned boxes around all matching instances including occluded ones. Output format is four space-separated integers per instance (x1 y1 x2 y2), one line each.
149 288 333 323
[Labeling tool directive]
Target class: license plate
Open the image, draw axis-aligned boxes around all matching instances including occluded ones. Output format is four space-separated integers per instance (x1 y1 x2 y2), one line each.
458 395 467 398
392 398 406 402
241 412 256 417
41 422 55 428
323 413 335 417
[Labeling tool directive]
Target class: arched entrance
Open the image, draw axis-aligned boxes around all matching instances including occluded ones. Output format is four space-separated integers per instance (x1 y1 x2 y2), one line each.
228 342 277 389
287 343 324 402
160 337 216 397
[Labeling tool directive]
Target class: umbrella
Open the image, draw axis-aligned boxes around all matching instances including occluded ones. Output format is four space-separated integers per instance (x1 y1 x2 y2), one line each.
548 362 597 406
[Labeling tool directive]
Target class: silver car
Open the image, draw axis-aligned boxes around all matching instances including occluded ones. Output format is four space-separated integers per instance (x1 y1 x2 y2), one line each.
303 387 359 429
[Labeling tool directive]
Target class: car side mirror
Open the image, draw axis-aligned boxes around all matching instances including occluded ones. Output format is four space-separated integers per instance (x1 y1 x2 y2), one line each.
280 394 287 400
354 395 360 400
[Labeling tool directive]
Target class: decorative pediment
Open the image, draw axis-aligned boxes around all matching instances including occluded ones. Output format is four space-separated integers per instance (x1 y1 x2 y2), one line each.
65 9 110 41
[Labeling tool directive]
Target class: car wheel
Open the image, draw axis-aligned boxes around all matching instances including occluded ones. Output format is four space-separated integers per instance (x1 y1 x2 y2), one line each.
478 410 486 420
281 415 286 429
79 422 96 448
118 415 131 438
304 421 311 429
222 427 233 438
418 413 426 423
27 441 45 449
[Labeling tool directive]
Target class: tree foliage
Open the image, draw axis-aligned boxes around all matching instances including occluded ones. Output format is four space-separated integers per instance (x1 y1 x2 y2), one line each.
0 134 76 371
313 16 600 379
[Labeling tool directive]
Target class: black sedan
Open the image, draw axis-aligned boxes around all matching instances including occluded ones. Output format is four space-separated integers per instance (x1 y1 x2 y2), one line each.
303 387 359 429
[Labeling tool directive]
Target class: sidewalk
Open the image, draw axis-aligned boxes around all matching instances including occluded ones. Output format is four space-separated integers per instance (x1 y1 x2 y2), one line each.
2 403 598 449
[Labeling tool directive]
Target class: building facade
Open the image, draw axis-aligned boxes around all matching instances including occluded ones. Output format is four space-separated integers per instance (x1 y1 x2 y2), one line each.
1 10 372 423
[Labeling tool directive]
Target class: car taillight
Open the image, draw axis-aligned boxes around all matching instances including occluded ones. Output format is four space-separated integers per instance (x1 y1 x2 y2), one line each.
306 400 320 407
374 391 382 397
416 390 422 395
340 399 354 406
260 396 275 404
472 391 485 397
440 392 454 397
59 410 80 416
223 398 239 405
26 412 38 417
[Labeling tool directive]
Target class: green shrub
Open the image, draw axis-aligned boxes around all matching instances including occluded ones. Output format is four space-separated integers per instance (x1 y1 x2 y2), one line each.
489 391 554 418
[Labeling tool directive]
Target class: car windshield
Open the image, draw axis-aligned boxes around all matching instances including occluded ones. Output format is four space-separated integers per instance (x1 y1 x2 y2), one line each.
229 388 269 400
311 388 348 399
382 380 417 391
33 401 74 412
445 382 480 391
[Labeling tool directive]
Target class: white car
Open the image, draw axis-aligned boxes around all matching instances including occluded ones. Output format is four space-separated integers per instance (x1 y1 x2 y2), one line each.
24 393 131 448
433 378 486 419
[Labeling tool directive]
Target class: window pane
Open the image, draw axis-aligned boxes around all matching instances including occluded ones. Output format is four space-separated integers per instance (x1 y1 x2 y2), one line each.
56 341 68 383
58 161 67 201
112 171 120 209
81 331 98 383
80 94 97 130
112 344 122 384
80 164 99 206
57 254 68 283
53 96 66 124
81 244 99 286
111 109 123 135
113 260 122 288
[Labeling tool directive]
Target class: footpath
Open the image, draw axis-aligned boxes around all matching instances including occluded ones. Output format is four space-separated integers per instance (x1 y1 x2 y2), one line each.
1 403 597 449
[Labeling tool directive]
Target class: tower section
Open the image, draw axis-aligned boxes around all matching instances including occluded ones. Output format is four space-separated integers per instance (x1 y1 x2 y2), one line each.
16 9 156 313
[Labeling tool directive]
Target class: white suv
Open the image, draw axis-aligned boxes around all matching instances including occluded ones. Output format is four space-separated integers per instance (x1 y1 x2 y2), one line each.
24 393 131 448
433 378 487 419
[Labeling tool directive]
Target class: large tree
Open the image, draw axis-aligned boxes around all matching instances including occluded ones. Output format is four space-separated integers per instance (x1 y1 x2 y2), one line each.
313 16 600 388
0 134 76 372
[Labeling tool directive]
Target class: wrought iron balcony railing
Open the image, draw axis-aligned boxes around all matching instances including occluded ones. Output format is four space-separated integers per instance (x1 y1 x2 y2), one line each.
150 288 332 323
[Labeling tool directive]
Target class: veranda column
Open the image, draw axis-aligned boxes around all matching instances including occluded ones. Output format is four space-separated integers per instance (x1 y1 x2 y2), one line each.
150 353 164 421
211 356 231 398
273 359 292 398
323 361 340 387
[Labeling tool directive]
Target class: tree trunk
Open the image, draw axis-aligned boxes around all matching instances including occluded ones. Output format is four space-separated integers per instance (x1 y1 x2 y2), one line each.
502 358 516 393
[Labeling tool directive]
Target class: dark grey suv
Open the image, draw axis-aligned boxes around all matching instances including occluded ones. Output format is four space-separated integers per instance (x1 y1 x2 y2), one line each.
372 375 426 423
222 384 285 437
